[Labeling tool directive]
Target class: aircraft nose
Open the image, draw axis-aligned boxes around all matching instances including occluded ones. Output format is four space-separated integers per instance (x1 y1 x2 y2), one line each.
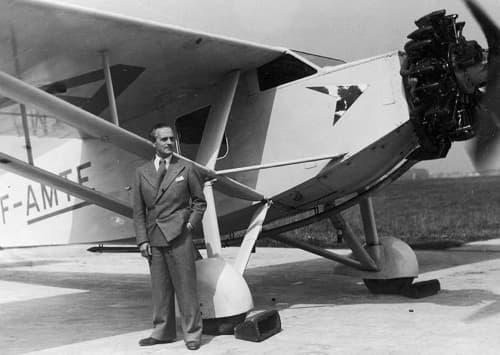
401 8 486 161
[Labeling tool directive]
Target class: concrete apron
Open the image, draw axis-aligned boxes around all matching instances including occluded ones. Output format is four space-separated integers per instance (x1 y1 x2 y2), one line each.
1 241 500 355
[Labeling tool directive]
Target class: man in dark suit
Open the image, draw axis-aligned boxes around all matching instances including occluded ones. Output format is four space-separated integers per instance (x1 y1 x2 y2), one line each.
133 124 206 351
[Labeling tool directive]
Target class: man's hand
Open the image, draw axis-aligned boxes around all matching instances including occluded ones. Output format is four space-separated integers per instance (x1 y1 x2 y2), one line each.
139 242 152 258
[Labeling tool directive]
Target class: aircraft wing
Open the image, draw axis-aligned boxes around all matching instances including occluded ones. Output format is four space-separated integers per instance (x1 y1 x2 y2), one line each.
0 0 303 202
0 0 287 125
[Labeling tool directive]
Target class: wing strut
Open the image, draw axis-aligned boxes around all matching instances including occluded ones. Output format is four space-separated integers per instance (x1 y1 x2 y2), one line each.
101 50 120 126
0 69 153 158
0 152 132 218
216 153 346 175
194 70 240 257
0 69 264 202
233 200 272 274
10 27 34 165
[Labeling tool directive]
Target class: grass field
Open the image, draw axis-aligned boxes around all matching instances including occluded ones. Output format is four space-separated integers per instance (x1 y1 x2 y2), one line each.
258 175 500 249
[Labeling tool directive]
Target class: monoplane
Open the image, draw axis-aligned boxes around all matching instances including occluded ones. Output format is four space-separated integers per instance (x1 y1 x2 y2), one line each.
0 0 498 331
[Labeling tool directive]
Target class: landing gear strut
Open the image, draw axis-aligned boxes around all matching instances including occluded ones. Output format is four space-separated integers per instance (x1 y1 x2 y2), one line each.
331 197 419 294
359 198 418 294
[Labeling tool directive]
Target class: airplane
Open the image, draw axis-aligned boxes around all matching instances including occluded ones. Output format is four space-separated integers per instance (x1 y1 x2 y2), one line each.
1 0 499 333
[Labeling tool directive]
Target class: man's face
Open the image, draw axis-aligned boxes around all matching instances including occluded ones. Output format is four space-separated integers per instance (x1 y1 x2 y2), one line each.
153 127 175 157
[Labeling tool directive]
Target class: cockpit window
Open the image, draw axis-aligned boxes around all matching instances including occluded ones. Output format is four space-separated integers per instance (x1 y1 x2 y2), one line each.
257 53 317 91
175 106 228 161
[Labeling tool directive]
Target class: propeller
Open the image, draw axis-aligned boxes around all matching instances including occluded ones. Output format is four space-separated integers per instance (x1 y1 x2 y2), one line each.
465 0 500 172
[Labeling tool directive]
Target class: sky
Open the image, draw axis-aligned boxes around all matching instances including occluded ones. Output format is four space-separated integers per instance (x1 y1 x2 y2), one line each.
55 0 500 175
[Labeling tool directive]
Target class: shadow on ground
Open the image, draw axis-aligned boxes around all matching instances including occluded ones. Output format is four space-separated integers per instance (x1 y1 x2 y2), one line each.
245 249 500 318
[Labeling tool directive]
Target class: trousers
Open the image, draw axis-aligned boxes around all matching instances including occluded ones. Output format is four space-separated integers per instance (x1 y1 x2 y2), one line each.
149 227 202 342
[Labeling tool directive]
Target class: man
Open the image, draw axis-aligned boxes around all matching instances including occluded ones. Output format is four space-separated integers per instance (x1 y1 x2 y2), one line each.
133 124 206 351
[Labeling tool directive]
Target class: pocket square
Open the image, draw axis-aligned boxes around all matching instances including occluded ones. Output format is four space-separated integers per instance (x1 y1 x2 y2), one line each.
175 176 185 182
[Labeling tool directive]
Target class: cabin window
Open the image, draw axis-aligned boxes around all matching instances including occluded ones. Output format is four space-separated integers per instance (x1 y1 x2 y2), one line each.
257 53 317 91
175 106 228 161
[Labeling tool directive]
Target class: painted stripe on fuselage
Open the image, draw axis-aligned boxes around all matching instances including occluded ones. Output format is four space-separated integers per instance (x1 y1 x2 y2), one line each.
27 201 90 225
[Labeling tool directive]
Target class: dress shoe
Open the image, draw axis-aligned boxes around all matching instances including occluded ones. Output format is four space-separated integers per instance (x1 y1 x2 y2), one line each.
139 337 174 346
185 341 201 350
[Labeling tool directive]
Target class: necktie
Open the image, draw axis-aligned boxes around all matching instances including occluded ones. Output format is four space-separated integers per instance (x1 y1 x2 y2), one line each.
157 159 167 191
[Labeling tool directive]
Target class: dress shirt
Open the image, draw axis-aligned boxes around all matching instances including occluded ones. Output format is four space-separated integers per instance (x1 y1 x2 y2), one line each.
154 154 172 171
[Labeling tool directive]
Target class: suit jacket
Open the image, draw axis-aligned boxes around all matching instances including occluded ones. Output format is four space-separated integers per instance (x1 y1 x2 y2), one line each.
133 156 207 245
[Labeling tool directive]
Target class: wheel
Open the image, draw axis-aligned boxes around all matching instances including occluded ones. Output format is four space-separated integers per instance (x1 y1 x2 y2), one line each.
363 277 415 295
202 312 247 335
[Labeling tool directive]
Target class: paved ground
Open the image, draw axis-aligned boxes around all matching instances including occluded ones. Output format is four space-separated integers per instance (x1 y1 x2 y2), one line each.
1 240 500 355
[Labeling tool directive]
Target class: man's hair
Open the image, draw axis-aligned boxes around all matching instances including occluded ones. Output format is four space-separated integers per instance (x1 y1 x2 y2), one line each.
149 123 173 142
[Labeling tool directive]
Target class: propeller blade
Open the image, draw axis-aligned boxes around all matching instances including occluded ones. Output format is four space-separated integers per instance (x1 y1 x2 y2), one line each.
470 103 500 171
465 0 500 170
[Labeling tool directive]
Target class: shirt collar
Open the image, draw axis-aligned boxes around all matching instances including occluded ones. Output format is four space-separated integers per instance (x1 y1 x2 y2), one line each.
154 154 172 171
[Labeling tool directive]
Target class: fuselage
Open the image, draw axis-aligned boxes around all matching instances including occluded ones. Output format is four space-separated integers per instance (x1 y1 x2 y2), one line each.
0 49 418 247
